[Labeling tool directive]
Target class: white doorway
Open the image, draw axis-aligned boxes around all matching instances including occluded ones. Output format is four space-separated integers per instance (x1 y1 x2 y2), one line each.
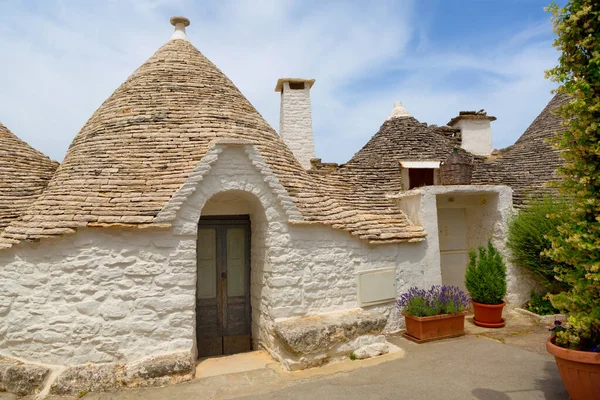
437 208 469 291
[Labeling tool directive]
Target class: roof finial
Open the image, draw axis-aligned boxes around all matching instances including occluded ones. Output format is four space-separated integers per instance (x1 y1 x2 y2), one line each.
170 16 190 41
386 101 412 120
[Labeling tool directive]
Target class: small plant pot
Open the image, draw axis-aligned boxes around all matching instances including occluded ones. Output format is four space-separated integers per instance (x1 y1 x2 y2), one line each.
402 311 467 343
546 338 600 400
472 300 505 328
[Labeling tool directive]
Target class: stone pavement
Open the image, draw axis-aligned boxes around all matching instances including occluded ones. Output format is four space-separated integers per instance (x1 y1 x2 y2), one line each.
1 310 568 400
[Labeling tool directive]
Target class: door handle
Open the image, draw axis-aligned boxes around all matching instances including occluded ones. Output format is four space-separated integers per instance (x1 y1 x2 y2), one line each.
221 271 227 280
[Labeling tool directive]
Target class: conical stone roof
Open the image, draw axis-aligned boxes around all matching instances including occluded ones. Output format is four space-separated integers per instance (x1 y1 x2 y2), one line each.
472 94 568 205
0 123 58 231
0 21 425 247
336 110 464 194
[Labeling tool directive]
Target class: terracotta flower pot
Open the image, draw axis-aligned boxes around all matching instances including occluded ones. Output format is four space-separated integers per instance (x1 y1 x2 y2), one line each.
472 300 506 328
546 338 600 400
402 311 467 343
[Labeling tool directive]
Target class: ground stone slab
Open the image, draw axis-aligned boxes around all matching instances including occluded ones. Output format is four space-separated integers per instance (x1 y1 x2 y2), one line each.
273 309 387 356
49 352 194 395
50 364 120 395
123 352 195 387
0 358 50 396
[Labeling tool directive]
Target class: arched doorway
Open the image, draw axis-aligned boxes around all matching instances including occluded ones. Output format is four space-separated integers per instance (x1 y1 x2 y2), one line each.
195 191 266 358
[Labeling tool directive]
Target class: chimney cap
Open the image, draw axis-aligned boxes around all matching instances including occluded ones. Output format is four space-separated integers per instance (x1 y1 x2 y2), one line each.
447 110 496 126
170 16 190 27
275 78 315 92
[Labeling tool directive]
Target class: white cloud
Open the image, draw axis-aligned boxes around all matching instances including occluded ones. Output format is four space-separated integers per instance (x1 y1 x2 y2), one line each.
0 0 557 165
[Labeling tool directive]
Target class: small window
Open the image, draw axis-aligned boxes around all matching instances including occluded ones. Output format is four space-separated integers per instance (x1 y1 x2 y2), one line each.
409 168 435 189
289 81 305 90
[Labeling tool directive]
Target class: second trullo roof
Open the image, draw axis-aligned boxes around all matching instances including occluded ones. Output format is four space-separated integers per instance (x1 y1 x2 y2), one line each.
0 123 58 232
0 18 425 248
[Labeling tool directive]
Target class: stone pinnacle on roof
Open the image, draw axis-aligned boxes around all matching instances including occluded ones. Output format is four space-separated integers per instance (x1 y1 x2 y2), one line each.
170 16 190 41
386 101 412 120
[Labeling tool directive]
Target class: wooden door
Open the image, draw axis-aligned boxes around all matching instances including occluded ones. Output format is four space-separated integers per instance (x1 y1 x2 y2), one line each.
438 208 469 291
196 216 251 358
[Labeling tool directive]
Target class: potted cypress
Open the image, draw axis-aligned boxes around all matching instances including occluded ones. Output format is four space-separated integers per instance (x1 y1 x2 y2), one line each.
398 285 471 343
465 240 507 328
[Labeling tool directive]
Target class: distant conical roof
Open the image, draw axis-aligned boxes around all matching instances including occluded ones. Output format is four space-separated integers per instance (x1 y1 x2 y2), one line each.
0 20 425 246
338 107 464 194
472 94 569 205
0 123 58 230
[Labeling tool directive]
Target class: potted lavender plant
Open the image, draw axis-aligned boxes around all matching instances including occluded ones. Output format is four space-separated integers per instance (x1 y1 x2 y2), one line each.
397 285 471 343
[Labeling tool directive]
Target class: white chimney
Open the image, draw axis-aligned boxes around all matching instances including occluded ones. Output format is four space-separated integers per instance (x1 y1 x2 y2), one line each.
447 110 496 156
275 78 316 169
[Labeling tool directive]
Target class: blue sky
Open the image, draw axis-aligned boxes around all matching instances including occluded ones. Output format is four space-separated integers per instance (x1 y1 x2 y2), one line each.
0 0 564 163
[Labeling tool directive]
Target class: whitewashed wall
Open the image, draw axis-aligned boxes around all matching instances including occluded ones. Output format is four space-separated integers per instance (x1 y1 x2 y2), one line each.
0 143 428 366
0 228 195 365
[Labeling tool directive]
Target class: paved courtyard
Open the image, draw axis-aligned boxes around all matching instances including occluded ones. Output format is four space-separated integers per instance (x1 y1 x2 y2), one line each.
1 311 569 400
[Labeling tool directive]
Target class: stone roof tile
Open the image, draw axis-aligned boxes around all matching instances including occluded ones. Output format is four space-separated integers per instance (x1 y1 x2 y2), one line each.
0 32 425 248
0 123 58 231
472 94 568 205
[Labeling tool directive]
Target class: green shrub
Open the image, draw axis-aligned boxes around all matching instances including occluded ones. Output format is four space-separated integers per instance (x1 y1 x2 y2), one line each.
507 197 568 292
527 290 560 316
465 240 507 305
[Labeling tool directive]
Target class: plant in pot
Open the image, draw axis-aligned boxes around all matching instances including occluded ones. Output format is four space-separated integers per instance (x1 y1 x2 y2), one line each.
542 1 600 398
465 240 507 328
397 285 471 343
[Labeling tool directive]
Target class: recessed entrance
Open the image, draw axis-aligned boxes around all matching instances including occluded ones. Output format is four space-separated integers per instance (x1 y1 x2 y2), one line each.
438 207 469 291
196 215 252 358
436 192 501 292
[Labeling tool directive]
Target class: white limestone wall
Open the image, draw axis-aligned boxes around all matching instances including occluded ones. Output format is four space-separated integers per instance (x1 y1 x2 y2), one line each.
279 81 315 169
456 119 493 156
0 142 430 367
267 224 429 331
0 228 195 365
159 144 429 352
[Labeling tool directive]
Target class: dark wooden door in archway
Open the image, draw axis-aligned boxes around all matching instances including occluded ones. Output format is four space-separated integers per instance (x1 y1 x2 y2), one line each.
196 215 251 358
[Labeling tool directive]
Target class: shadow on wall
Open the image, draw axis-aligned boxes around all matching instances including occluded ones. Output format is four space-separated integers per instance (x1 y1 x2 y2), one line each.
471 361 567 400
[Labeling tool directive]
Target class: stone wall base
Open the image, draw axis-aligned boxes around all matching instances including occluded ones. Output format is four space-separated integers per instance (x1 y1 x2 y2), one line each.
270 309 391 371
0 357 51 396
0 352 194 397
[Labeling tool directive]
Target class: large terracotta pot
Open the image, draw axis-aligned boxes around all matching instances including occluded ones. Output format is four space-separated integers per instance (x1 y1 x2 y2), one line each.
546 338 600 400
472 300 506 328
402 311 467 343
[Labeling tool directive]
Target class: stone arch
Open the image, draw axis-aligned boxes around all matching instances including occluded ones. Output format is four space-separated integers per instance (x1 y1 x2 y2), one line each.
168 145 290 357
199 190 269 352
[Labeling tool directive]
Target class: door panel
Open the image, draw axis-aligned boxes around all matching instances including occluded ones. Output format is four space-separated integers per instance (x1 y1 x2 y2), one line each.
196 228 222 358
438 208 469 292
196 217 251 358
226 228 246 298
197 229 217 299
438 208 467 251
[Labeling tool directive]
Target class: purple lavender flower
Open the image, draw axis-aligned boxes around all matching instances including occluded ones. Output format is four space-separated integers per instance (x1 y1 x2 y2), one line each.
397 285 471 317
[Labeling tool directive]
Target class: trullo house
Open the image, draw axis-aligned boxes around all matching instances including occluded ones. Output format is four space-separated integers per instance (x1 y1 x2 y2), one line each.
0 16 567 395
